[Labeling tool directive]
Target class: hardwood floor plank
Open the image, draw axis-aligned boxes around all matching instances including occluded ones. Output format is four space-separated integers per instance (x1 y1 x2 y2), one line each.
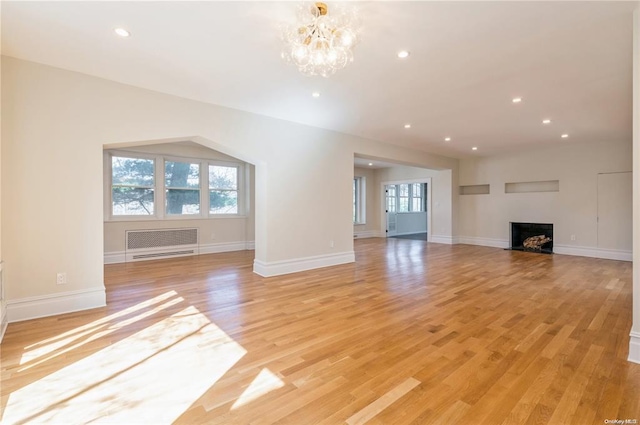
345 377 420 425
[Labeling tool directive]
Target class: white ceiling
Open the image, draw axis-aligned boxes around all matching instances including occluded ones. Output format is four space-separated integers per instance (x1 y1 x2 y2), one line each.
1 1 635 158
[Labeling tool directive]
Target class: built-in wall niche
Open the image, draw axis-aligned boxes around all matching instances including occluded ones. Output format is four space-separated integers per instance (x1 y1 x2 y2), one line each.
459 184 490 195
505 180 559 194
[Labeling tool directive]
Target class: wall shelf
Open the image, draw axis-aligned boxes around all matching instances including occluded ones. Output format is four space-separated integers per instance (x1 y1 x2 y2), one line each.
460 184 490 195
505 180 559 194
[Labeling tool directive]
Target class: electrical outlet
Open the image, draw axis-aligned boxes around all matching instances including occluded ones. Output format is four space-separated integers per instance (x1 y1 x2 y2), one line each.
56 272 67 285
329 240 334 248
570 235 576 241
210 233 216 240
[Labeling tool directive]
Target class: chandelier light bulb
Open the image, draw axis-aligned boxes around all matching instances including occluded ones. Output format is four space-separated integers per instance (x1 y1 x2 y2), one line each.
281 2 360 78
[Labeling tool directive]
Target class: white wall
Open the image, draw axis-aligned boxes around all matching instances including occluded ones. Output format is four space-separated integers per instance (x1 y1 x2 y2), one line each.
1 57 458 320
353 166 378 237
0 26 5 339
458 140 632 259
103 141 255 260
395 212 428 235
629 7 639 364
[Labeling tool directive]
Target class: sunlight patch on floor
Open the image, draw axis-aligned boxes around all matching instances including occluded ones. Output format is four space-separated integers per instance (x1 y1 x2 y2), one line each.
231 368 285 410
4 305 246 424
20 291 180 366
19 296 185 372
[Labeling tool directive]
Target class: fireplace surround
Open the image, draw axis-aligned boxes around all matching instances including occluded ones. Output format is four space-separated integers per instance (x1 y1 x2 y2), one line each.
510 222 553 254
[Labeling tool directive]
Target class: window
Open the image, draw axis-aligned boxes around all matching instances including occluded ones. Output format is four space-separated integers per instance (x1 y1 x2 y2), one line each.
386 185 397 213
386 183 426 213
398 184 410 212
353 177 366 224
107 151 246 220
111 156 155 216
209 165 238 214
165 161 200 215
411 183 424 212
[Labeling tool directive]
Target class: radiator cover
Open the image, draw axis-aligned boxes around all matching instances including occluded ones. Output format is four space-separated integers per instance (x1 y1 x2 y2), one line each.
125 228 199 262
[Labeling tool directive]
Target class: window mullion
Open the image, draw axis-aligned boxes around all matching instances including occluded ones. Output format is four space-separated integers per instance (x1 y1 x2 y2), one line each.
201 161 208 218
157 157 164 219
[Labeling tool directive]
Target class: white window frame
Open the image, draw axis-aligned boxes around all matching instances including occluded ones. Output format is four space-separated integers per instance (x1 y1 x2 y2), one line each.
164 158 202 217
208 162 243 217
108 152 158 220
410 183 425 212
105 150 246 221
386 182 425 214
353 176 366 225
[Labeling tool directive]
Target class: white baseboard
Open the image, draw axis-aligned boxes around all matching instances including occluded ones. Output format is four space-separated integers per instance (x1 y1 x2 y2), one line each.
104 240 255 264
457 236 509 249
253 251 355 277
7 287 106 323
104 251 126 264
629 331 640 364
0 303 7 343
354 230 381 239
455 237 632 262
554 244 632 262
430 235 458 245
200 241 251 255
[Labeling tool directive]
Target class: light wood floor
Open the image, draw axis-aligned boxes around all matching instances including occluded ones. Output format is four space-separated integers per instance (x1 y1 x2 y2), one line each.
1 239 638 424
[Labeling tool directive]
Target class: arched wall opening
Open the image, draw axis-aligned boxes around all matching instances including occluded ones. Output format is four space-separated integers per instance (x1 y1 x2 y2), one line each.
102 137 257 266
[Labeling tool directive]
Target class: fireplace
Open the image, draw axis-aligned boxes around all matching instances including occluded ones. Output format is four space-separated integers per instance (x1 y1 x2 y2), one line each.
510 222 553 254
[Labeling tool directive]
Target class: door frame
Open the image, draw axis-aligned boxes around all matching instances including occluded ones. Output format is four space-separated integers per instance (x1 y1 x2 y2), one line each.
380 178 432 241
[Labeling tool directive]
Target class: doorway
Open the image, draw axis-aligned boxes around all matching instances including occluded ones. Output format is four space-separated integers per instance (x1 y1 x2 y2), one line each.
383 179 431 241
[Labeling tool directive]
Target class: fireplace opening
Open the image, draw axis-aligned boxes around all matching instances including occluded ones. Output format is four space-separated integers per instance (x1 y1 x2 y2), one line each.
509 222 553 254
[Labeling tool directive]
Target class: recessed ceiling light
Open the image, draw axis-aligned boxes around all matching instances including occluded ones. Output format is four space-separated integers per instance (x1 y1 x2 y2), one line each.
542 119 551 124
114 28 130 37
312 92 320 98
404 124 411 129
472 147 478 151
512 97 522 103
368 162 373 166
444 137 451 142
561 134 569 138
397 50 410 59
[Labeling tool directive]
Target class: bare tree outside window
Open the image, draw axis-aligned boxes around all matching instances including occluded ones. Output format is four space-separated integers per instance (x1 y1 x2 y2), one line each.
111 156 155 215
165 161 200 215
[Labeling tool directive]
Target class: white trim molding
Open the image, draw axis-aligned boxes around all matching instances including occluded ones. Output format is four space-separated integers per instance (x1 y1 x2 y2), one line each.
629 331 640 364
430 235 459 245
246 241 255 250
455 237 632 262
104 251 126 264
7 287 106 323
354 230 382 239
457 236 509 248
554 245 632 262
200 241 251 255
0 261 6 343
0 312 7 343
253 251 355 277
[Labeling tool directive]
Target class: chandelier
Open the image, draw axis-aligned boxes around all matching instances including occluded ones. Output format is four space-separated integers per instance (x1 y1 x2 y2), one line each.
281 2 359 78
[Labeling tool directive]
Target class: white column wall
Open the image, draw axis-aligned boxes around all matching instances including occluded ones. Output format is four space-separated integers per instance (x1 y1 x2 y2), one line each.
630 7 640 364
